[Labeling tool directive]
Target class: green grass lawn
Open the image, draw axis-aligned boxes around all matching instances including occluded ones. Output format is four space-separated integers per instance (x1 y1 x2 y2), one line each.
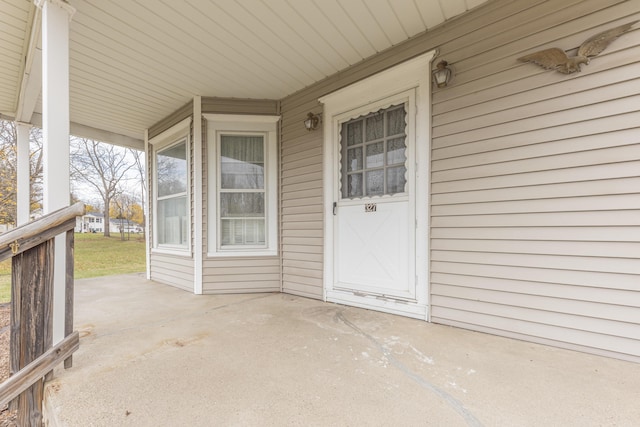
0 232 146 303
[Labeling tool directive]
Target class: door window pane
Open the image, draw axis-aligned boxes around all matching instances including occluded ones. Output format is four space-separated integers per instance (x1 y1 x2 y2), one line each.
345 121 362 146
387 137 406 165
347 147 363 172
365 114 383 141
366 170 384 196
387 107 405 136
341 104 407 198
347 173 363 198
386 166 406 194
366 142 384 168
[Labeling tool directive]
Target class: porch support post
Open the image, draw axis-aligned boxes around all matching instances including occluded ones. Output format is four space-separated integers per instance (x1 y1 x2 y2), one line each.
144 130 151 280
37 0 75 344
16 122 31 226
193 96 203 294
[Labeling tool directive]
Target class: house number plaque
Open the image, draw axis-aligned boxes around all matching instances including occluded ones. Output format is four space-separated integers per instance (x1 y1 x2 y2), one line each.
365 203 377 212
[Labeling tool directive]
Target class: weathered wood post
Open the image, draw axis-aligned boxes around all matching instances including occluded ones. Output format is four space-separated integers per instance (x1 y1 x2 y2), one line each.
10 240 54 426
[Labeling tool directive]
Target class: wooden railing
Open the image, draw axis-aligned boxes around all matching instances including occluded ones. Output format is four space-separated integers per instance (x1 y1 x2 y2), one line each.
0 202 84 426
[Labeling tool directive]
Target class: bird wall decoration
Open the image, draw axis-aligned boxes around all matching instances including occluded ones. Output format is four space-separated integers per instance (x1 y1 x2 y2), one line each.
518 20 638 74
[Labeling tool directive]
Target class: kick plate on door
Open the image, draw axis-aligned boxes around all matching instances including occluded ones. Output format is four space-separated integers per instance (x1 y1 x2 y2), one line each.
365 203 377 212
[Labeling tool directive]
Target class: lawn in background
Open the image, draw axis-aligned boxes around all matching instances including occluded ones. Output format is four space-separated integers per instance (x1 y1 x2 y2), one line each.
0 232 146 303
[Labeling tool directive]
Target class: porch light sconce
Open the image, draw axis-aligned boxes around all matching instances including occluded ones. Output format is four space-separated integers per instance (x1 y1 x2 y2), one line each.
432 60 453 88
304 112 321 131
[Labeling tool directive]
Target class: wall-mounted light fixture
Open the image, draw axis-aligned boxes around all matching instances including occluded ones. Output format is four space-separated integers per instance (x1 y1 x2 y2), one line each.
304 112 320 131
432 60 453 88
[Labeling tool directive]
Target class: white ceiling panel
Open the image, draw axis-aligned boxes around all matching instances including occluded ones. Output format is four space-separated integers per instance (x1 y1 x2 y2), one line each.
1 0 489 142
0 0 32 115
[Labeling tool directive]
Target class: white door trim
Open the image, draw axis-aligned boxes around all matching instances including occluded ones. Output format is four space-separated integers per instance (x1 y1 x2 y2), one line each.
319 50 435 320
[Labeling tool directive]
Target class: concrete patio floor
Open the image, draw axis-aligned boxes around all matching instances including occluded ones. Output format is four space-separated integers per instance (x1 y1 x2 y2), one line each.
44 273 640 426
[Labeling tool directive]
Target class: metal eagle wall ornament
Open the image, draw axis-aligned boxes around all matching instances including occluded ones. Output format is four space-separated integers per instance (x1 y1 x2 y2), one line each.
518 20 638 74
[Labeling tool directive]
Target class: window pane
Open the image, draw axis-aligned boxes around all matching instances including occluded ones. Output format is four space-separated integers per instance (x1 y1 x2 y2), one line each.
221 218 265 246
366 169 384 196
220 135 264 189
366 142 384 168
386 166 406 194
220 193 265 217
365 113 383 141
347 147 362 172
158 196 188 245
345 121 362 146
157 141 187 197
387 137 406 165
346 173 363 198
387 107 405 136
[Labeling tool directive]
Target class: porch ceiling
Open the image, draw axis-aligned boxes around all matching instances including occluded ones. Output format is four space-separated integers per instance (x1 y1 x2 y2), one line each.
1 0 488 145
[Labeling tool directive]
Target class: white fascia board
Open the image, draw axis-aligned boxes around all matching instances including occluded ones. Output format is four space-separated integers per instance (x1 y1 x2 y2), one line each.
15 4 41 123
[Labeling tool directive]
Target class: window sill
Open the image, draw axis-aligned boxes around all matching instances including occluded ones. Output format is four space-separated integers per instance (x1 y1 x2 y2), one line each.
152 247 192 257
207 249 278 258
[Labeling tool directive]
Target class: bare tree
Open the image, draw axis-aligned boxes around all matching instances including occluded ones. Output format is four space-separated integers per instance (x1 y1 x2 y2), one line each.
71 138 135 237
0 120 43 225
111 189 138 241
128 148 146 237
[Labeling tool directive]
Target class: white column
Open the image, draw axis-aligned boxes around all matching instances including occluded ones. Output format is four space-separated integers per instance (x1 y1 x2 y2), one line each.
37 0 75 344
16 122 31 226
144 129 151 280
193 96 203 294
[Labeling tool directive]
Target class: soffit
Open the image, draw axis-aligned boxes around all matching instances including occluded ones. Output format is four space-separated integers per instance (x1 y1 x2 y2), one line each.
2 0 488 142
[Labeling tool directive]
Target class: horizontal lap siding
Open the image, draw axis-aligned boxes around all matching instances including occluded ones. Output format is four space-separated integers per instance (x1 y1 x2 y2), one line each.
202 258 280 293
431 0 640 362
150 253 194 292
279 98 324 299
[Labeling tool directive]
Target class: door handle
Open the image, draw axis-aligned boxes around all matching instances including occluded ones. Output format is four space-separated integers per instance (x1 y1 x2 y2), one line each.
333 202 337 215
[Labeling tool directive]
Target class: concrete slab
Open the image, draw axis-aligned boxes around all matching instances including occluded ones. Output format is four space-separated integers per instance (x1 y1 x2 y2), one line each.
44 274 640 426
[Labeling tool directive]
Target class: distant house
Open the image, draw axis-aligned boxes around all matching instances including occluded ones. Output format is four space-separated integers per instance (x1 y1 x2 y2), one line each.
76 213 142 234
75 212 104 233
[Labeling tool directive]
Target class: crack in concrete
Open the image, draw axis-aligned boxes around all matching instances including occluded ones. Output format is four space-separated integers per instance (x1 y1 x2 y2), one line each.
336 310 484 427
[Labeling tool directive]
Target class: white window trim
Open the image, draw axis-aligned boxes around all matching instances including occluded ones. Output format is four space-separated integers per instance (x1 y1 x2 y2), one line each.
150 117 192 256
205 114 279 257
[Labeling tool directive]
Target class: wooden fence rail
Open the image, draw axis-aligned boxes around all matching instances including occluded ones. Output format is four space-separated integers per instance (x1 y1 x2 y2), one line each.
0 202 84 426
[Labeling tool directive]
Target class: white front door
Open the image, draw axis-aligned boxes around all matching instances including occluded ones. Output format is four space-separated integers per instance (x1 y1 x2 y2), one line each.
334 103 416 301
320 51 434 320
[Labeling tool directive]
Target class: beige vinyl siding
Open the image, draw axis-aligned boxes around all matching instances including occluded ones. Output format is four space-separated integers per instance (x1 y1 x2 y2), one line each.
430 0 640 362
201 98 281 294
202 97 278 116
279 99 324 299
148 100 193 140
202 258 280 294
150 253 194 292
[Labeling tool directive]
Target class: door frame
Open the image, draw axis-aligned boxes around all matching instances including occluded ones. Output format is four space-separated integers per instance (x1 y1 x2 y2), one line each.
319 50 435 320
